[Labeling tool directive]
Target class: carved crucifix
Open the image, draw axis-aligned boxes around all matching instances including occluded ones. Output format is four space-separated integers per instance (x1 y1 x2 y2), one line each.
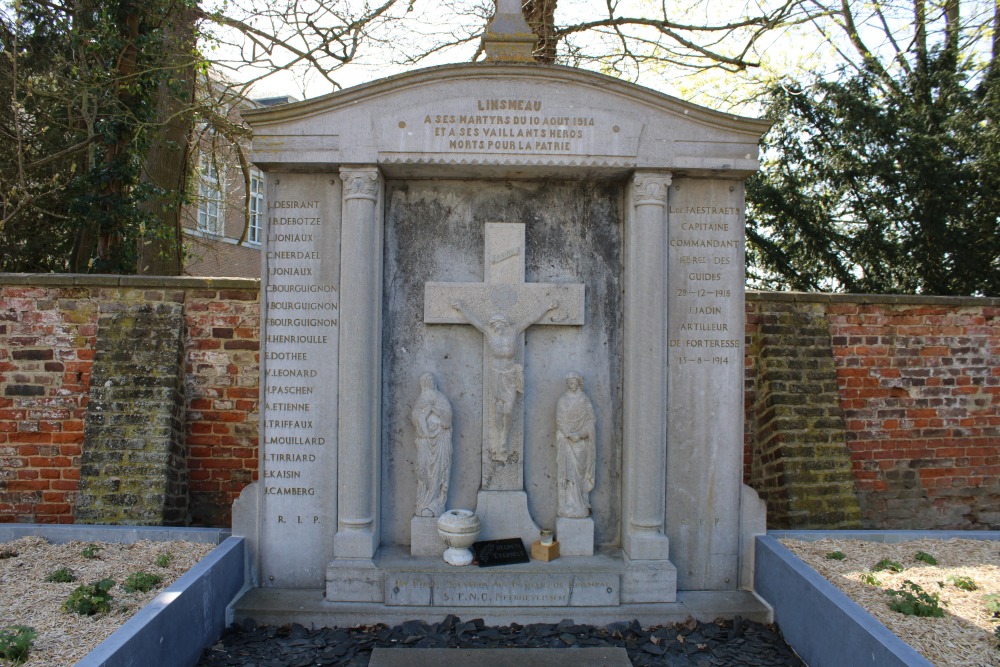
424 223 585 491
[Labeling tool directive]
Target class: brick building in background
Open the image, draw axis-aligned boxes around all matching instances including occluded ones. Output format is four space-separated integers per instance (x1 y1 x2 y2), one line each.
182 95 296 278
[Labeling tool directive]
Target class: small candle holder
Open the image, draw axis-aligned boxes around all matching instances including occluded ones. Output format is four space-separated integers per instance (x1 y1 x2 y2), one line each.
532 529 559 561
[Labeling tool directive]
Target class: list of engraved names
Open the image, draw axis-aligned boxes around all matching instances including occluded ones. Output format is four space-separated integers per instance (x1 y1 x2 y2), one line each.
263 197 338 509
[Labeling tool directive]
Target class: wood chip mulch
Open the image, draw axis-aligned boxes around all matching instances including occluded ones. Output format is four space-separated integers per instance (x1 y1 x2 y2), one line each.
781 537 1000 667
0 536 214 666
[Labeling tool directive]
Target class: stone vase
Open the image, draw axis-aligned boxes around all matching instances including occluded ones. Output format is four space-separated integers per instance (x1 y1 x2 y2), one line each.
436 509 481 566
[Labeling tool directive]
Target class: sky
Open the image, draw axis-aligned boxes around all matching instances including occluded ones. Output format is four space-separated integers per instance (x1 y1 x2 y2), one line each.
201 0 998 116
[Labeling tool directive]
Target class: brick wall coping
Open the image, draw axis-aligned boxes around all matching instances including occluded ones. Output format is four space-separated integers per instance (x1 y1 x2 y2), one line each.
0 273 260 289
1 274 996 307
747 290 1000 307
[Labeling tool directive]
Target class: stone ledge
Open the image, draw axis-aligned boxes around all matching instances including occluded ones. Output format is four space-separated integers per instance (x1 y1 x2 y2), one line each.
369 647 632 667
747 290 1000 307
0 273 260 290
233 588 771 627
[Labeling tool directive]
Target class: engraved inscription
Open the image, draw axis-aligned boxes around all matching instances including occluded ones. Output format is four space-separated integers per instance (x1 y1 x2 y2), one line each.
669 193 742 365
420 99 599 154
385 573 620 607
263 193 339 513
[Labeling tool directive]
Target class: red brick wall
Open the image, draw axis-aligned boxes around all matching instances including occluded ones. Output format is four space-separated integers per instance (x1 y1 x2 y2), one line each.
0 285 95 523
184 287 260 526
0 276 259 526
746 293 1000 530
2 277 998 529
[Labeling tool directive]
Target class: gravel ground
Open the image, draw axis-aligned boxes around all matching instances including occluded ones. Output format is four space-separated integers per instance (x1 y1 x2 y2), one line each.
197 616 805 667
782 538 1000 667
0 536 215 666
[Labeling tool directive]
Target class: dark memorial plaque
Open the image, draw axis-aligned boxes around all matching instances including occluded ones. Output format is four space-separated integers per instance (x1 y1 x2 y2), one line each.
472 538 529 567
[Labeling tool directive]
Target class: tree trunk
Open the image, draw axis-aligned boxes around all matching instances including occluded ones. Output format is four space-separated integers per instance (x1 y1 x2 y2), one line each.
523 0 558 64
137 7 197 275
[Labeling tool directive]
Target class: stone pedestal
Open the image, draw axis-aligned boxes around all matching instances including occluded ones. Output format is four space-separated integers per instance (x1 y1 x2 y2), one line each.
556 517 594 556
410 516 445 556
475 490 541 544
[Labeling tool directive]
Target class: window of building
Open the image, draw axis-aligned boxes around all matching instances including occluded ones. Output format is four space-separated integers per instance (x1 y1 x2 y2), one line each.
198 153 225 235
249 170 265 244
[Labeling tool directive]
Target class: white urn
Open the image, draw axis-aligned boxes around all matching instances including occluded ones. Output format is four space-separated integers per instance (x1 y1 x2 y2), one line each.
436 509 481 566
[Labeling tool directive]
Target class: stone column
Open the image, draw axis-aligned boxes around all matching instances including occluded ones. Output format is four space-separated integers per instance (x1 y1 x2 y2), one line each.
333 166 382 559
623 171 672 560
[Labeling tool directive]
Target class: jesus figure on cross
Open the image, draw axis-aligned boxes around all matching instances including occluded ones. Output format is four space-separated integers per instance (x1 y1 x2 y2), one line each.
451 298 558 461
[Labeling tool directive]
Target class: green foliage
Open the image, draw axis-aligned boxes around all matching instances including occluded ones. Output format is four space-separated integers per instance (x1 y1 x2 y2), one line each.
886 580 945 618
985 593 1000 617
155 552 175 568
62 579 115 616
122 571 163 593
872 558 904 573
947 575 977 591
747 50 1000 296
80 544 102 559
0 546 17 560
0 0 198 273
914 551 938 566
45 567 76 583
825 551 846 561
0 625 37 665
859 572 881 587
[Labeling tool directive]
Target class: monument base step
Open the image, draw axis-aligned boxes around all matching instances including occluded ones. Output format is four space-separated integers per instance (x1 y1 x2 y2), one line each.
231 588 773 628
327 546 677 606
369 647 631 667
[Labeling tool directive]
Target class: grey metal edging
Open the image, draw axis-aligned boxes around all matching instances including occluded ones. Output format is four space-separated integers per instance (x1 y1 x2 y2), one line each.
76 536 246 667
769 529 1000 543
0 523 230 545
754 535 933 667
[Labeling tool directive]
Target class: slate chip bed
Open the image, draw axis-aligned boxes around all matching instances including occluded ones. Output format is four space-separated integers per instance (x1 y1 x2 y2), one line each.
198 616 803 667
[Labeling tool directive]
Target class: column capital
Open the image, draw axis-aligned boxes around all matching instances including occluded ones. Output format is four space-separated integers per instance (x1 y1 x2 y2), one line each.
631 172 673 206
340 166 381 202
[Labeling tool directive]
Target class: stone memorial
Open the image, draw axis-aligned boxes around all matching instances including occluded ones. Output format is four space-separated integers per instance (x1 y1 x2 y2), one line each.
232 2 770 625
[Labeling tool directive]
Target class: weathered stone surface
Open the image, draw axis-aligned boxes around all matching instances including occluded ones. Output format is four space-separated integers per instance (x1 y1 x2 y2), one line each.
75 302 187 525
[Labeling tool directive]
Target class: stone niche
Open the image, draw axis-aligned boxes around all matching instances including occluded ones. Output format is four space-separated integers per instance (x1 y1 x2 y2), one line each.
234 62 770 623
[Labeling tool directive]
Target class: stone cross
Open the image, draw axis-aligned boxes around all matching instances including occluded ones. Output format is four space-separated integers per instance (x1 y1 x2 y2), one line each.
483 0 536 62
424 223 585 492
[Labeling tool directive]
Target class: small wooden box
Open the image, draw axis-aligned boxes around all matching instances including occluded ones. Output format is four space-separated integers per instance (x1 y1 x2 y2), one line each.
531 540 560 562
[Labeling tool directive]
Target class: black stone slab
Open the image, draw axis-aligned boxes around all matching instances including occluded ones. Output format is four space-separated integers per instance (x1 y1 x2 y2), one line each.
473 538 529 567
370 647 631 667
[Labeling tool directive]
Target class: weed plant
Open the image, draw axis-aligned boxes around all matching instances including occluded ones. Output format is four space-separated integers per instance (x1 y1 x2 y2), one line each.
123 571 163 593
859 572 881 586
946 575 977 591
0 625 36 665
886 580 945 618
985 593 1000 617
80 544 102 559
914 551 937 565
44 567 76 583
62 579 114 615
873 558 905 573
825 551 846 560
